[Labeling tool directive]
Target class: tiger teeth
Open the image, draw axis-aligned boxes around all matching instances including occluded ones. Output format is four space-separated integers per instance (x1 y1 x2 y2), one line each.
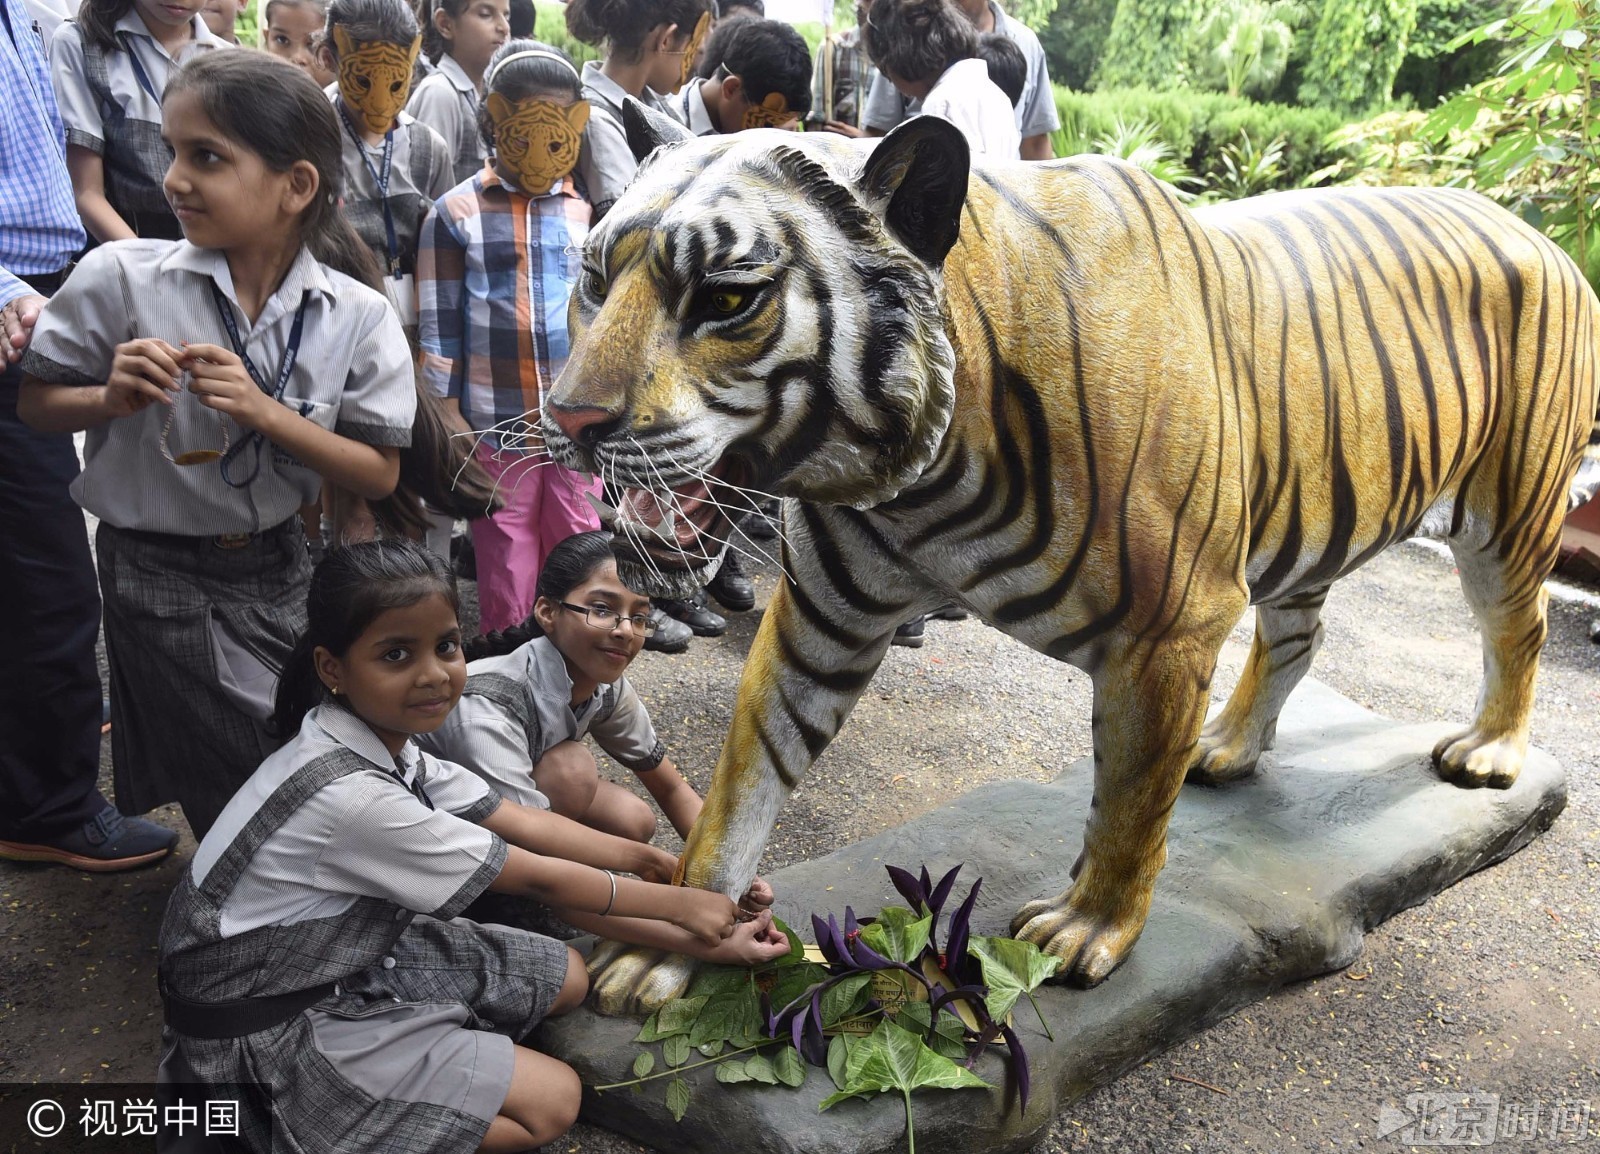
585 492 619 525
650 506 682 544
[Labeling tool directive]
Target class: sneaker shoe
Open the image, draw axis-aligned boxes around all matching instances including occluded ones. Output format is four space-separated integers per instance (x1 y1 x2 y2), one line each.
643 606 693 653
706 551 755 612
0 806 178 873
659 592 728 637
892 615 926 648
928 602 970 621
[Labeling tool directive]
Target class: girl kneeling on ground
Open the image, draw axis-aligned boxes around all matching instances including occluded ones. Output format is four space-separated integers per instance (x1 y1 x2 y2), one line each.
157 539 787 1152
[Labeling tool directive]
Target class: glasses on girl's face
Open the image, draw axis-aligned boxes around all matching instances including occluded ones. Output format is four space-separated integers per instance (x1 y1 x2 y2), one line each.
560 601 657 635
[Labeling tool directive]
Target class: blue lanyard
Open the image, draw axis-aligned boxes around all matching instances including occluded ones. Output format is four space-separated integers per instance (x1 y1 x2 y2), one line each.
120 34 160 102
336 103 401 277
209 283 310 489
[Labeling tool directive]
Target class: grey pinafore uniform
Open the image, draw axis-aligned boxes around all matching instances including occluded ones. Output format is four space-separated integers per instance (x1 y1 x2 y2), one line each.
157 707 571 1152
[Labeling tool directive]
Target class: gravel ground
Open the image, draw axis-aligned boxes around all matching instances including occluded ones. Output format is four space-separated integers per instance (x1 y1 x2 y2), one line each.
2 539 1596 1151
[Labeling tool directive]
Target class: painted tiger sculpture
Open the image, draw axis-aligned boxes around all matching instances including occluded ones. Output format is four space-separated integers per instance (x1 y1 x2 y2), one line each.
541 105 1600 1014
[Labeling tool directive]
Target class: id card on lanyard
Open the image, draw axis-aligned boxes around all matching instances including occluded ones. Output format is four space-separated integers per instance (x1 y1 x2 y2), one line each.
210 283 311 489
337 104 416 328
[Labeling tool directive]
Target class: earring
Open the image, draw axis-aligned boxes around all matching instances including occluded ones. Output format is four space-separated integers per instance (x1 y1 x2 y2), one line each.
330 686 340 696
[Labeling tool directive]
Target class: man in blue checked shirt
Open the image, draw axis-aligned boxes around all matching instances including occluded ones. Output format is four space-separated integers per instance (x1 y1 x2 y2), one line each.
0 0 179 871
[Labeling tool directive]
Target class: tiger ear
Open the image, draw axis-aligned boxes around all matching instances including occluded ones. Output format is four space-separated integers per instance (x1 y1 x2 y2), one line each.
621 95 696 165
857 115 970 267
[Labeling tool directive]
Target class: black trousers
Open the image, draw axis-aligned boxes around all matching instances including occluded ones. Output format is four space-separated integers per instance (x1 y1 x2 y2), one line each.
0 358 107 838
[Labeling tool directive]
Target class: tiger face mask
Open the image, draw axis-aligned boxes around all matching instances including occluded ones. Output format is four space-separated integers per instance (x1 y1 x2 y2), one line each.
674 10 710 92
487 94 590 191
333 27 422 135
742 91 794 130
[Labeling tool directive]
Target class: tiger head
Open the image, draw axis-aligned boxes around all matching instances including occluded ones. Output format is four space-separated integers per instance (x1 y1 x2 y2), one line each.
542 102 970 596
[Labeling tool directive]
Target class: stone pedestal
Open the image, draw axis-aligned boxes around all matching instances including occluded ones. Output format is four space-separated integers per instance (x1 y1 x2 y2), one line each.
536 679 1567 1154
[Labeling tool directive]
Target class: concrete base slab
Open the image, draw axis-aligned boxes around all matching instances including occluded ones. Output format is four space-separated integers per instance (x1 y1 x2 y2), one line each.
536 678 1567 1154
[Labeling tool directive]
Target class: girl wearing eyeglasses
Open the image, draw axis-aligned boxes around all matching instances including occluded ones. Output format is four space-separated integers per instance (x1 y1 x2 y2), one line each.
421 530 733 851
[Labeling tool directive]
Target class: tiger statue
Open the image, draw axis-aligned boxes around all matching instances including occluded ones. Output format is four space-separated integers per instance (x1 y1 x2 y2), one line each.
541 104 1600 1015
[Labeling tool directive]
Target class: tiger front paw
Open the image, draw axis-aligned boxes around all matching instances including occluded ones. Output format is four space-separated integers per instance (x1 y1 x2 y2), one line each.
1009 877 1152 988
1431 729 1524 790
586 940 701 1017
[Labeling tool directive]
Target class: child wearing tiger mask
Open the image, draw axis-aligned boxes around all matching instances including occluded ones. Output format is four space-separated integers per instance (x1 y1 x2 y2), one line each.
415 41 608 637
666 15 812 134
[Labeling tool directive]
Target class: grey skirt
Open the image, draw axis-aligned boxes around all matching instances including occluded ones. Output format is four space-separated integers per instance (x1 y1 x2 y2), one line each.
161 917 573 1153
97 520 310 839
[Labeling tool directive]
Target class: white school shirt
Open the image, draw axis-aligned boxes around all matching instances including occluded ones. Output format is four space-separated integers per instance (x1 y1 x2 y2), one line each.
50 10 228 156
406 52 486 185
666 80 717 136
576 60 672 220
418 634 667 809
191 705 506 939
22 240 416 535
861 0 1059 141
920 58 1019 160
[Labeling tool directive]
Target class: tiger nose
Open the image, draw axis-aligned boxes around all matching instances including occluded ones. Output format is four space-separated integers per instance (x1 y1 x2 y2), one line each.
548 402 625 448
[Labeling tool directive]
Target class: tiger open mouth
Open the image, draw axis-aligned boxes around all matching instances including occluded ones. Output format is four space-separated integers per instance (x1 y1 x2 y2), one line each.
586 457 753 597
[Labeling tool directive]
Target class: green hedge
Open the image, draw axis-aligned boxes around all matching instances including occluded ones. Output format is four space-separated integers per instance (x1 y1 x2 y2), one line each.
1050 85 1348 190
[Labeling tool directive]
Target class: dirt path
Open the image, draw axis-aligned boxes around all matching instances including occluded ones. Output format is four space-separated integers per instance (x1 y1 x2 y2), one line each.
2 542 1596 1150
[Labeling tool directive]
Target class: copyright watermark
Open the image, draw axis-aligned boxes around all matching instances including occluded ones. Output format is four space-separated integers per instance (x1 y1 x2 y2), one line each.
1377 1092 1593 1146
0 1082 269 1149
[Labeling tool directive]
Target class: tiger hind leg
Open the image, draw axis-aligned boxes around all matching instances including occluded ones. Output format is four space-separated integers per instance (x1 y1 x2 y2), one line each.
1431 534 1556 788
1186 585 1330 786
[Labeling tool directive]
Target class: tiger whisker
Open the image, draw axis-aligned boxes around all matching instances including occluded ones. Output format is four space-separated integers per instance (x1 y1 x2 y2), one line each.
658 449 792 572
604 457 671 590
632 438 704 574
645 447 792 584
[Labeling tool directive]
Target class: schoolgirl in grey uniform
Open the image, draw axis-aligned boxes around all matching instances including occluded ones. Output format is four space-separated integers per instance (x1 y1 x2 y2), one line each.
407 0 510 183
50 0 229 241
323 0 453 332
158 539 788 1152
424 531 712 844
19 52 416 839
563 0 711 222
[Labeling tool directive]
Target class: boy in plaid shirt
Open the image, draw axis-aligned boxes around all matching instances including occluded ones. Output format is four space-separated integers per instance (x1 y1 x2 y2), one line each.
418 39 600 634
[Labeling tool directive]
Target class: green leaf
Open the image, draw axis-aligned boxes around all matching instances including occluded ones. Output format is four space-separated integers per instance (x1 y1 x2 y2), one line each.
655 996 708 1039
841 1020 990 1101
687 967 752 999
928 1028 970 1060
689 991 761 1048
697 1039 725 1058
770 915 806 964
869 907 933 964
886 1021 989 1094
772 1046 807 1088
818 1086 878 1111
662 1034 692 1067
768 963 830 1013
969 935 1062 1022
826 1035 850 1089
715 1060 753 1084
665 1078 691 1122
895 1000 932 1032
743 1054 779 1084
819 973 873 1027
632 1052 655 1079
634 1012 663 1043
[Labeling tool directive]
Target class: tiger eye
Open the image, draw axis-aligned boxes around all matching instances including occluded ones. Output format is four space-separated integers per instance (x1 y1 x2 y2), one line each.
712 291 744 314
588 272 608 299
